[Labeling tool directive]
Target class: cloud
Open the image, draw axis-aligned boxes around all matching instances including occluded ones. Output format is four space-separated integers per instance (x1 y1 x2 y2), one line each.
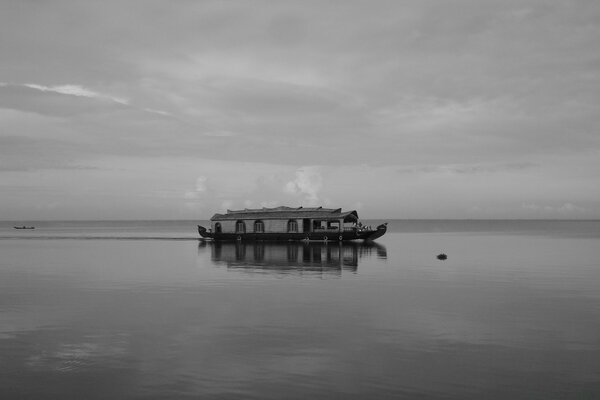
204 130 237 137
521 202 586 216
284 166 323 206
195 176 208 192
397 162 537 175
23 83 129 105
1 1 600 219
24 83 98 98
183 176 209 206
142 108 173 117
0 83 128 118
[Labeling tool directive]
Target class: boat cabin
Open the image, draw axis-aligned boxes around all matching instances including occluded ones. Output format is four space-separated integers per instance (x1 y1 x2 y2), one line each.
209 206 359 235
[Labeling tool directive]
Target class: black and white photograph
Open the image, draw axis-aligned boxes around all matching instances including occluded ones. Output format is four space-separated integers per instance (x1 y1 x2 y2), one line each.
1 1 599 398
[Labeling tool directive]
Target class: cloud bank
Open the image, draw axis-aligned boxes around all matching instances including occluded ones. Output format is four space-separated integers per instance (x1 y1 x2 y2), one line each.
1 1 599 219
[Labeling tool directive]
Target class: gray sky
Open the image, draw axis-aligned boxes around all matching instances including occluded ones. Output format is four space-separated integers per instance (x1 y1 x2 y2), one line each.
1 0 599 220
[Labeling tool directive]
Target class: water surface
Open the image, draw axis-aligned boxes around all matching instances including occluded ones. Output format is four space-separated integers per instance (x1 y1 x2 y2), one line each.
1 220 599 399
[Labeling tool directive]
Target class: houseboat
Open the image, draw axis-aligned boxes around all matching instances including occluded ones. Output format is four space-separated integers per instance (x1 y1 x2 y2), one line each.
197 206 387 242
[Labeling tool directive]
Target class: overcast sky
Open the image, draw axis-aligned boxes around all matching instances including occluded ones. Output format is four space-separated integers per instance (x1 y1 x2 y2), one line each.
1 0 599 220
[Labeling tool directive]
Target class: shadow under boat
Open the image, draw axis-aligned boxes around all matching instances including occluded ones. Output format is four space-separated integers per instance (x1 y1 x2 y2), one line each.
198 240 386 273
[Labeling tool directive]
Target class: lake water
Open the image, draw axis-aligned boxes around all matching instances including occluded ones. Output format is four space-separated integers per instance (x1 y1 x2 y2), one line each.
1 220 599 399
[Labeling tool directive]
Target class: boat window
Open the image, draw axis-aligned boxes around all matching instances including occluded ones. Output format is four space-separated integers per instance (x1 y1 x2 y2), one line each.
236 220 246 233
313 220 325 230
214 223 222 233
254 220 264 233
287 220 298 232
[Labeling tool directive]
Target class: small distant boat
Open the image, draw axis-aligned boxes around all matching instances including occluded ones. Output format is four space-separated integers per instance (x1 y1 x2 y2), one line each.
13 226 35 230
198 206 387 242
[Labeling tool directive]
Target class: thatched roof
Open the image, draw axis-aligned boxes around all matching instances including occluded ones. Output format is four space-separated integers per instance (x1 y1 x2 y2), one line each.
210 206 359 222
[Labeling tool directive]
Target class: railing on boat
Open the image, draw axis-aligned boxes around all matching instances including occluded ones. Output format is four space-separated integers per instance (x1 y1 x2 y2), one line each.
313 227 357 232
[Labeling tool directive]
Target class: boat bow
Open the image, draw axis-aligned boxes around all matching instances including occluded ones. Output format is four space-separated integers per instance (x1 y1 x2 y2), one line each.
197 225 212 239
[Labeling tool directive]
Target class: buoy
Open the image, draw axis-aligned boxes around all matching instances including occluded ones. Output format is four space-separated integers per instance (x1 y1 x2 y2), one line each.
437 253 447 260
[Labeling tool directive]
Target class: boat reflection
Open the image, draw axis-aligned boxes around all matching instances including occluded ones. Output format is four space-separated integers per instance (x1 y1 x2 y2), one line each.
199 241 386 274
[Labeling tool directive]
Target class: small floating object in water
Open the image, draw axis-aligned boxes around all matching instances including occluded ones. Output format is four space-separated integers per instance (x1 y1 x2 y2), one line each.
437 253 447 260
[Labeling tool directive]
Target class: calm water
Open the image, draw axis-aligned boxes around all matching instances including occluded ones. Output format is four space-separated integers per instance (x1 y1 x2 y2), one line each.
1 220 599 399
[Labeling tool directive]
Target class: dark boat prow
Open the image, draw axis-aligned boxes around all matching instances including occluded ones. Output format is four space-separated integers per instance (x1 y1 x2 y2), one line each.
364 223 387 241
198 225 211 239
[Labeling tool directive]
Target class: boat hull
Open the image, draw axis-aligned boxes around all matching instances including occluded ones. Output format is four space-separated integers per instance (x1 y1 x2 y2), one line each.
198 223 387 242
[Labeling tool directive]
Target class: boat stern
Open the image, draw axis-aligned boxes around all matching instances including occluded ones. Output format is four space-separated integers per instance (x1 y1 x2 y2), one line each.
364 223 387 241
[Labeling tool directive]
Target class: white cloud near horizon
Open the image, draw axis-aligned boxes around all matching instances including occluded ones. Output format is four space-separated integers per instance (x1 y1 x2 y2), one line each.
284 166 324 206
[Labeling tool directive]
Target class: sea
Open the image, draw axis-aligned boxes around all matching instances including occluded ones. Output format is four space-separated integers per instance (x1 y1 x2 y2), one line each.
1 220 599 399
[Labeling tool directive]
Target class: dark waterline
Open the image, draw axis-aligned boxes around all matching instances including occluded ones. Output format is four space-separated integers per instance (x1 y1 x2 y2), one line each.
1 220 599 399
